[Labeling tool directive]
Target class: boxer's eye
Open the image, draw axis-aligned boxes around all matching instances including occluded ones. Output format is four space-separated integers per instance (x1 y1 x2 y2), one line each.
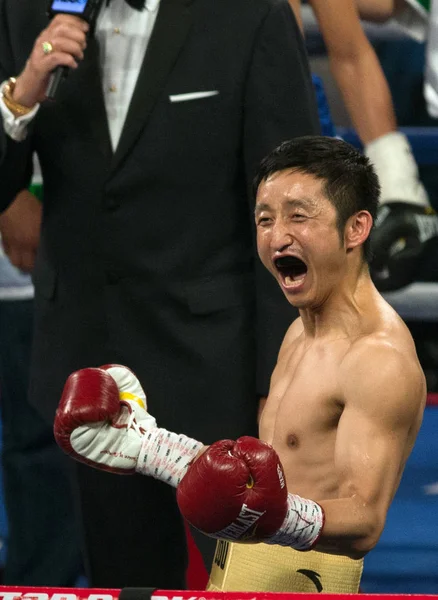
275 256 307 279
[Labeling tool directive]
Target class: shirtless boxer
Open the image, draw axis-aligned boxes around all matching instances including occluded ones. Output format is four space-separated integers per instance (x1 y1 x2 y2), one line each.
54 136 426 593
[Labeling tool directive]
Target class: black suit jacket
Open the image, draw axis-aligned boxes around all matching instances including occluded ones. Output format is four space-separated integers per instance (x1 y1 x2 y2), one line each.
0 0 320 442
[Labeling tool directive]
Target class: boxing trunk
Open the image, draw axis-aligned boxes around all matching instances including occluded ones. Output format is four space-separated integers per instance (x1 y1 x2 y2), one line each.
208 540 364 593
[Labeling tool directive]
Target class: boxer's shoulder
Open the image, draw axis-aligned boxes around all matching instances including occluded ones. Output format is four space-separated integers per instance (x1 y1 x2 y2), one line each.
339 328 426 415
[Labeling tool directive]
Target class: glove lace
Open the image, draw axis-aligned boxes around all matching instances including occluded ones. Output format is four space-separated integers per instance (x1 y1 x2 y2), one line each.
126 408 144 436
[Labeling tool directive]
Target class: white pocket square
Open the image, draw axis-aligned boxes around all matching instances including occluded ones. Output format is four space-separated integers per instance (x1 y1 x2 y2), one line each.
169 90 219 103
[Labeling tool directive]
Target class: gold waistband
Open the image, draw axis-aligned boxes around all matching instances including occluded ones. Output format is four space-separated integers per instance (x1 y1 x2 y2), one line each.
208 541 363 593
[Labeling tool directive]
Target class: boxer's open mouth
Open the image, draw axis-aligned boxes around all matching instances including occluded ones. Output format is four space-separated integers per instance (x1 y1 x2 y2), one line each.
275 256 308 287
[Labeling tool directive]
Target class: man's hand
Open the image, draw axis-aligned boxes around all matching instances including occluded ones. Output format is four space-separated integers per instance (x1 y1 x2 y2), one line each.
0 189 42 273
12 15 89 108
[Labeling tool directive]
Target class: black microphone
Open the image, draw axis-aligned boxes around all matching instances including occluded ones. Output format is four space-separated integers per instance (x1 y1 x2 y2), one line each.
45 0 105 100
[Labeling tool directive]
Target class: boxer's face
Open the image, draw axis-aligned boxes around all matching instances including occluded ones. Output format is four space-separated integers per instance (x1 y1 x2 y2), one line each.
255 169 347 309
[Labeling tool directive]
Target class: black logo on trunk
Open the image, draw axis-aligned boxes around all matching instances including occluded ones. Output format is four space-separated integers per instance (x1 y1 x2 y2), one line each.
297 569 323 592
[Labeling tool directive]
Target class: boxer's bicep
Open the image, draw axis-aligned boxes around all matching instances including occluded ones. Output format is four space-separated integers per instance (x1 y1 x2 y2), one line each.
337 346 422 505
316 346 424 553
334 394 406 514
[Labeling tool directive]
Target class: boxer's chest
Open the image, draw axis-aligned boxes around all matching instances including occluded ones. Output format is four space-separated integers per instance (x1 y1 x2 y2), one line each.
261 339 348 443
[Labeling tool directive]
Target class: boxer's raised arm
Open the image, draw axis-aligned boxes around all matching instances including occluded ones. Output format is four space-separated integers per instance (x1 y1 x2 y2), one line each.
314 341 425 558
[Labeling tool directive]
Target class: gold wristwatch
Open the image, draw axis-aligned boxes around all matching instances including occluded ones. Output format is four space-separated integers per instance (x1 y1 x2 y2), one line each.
2 77 34 117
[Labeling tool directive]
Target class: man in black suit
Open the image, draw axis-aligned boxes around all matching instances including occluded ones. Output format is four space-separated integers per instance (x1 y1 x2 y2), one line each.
0 0 319 588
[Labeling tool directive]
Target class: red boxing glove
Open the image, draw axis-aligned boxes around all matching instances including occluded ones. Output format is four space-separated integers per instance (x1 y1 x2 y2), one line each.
54 364 157 474
54 364 203 485
177 436 288 542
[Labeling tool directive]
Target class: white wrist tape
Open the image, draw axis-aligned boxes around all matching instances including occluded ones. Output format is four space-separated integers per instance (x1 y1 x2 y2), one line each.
364 132 429 207
265 493 324 551
137 428 204 488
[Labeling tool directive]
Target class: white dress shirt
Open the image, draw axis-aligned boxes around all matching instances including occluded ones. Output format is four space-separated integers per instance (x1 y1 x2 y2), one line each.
0 0 161 150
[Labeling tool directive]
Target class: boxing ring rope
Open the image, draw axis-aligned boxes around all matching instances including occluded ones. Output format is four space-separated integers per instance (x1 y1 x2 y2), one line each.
0 588 437 600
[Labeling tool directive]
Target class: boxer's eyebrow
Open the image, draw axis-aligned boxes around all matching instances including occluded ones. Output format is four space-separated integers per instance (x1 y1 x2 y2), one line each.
255 197 317 216
283 198 317 211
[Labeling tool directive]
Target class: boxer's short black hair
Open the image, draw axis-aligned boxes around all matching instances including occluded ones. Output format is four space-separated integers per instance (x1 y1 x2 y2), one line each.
253 136 380 263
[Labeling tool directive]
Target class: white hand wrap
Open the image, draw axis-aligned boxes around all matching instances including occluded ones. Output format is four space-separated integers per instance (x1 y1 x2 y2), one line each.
265 493 325 551
137 428 204 488
365 132 429 207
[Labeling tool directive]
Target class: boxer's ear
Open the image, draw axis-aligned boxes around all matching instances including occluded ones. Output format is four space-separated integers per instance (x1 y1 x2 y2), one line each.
344 210 373 252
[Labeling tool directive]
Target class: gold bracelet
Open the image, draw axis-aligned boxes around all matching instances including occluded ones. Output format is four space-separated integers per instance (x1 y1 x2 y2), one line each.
2 77 35 117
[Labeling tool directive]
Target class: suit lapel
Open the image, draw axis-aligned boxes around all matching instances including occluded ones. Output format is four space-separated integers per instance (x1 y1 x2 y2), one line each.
111 0 194 171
